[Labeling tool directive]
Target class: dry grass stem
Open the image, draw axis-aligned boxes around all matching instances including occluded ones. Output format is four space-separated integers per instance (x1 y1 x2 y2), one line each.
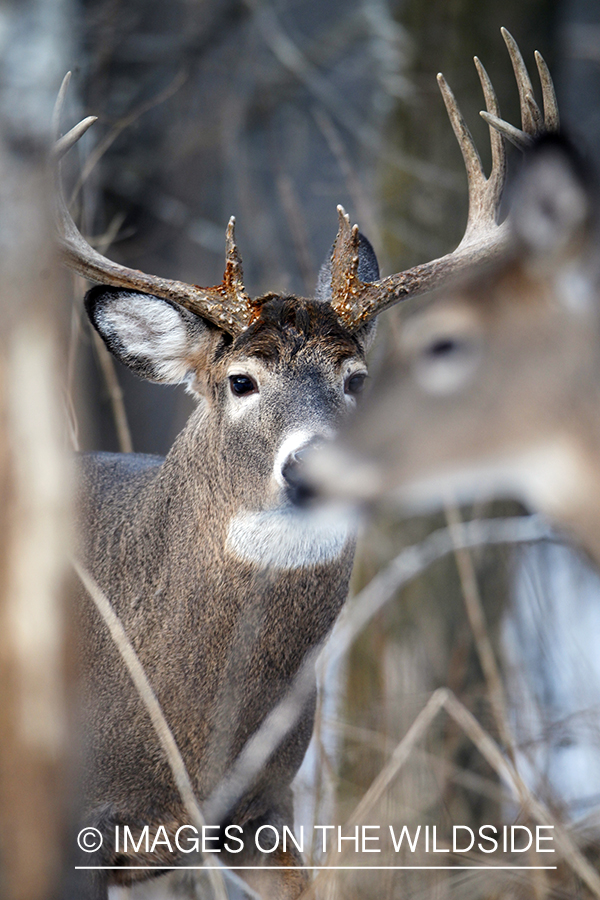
301 689 449 899
443 692 600 898
444 504 517 760
322 515 553 677
325 717 507 803
305 689 600 899
91 330 133 452
88 214 134 452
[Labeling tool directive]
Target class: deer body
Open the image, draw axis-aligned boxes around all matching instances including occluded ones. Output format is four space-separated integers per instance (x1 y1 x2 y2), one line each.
77 449 352 830
73 291 376 898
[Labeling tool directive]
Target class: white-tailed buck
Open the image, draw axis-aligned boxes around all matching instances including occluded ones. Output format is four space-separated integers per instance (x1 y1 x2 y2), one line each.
57 29 548 900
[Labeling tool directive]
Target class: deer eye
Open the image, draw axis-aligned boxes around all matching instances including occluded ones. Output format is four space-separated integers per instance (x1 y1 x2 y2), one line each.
229 374 258 396
414 334 481 395
423 337 463 358
345 372 367 396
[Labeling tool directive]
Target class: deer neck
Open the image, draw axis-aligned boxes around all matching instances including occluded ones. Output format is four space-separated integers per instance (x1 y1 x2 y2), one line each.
144 407 356 575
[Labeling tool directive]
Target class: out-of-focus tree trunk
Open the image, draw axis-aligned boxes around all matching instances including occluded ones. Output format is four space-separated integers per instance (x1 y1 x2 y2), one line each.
0 2 72 898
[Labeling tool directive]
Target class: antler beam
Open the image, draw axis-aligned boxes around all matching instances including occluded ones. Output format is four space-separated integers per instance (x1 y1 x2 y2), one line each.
329 29 559 333
54 73 256 336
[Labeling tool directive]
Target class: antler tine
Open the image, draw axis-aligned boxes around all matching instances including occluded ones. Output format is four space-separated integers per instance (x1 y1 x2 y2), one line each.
479 110 533 151
54 77 255 336
329 205 368 326
224 216 245 292
52 71 71 141
535 50 559 131
437 62 506 247
54 116 98 161
437 73 484 188
480 40 559 151
501 27 541 135
52 71 98 161
474 57 505 184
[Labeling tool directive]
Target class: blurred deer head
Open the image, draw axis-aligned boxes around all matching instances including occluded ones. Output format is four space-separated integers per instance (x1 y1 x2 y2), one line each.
308 133 600 558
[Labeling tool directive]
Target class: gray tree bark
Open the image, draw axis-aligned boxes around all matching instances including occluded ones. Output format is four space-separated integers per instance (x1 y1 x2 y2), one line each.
0 2 72 898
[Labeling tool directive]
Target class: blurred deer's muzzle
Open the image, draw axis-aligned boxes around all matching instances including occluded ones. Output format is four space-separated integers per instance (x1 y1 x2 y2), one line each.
282 438 325 507
300 441 385 507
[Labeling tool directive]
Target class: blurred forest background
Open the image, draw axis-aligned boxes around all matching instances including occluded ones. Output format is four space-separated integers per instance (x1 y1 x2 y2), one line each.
3 0 600 898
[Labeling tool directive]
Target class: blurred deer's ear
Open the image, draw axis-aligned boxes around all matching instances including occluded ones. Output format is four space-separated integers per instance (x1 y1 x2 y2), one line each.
510 135 593 260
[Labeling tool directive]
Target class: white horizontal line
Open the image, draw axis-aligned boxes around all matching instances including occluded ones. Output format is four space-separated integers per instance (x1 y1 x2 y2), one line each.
75 865 557 871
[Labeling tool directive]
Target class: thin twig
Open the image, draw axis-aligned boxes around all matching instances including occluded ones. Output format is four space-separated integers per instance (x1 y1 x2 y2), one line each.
243 0 460 190
275 172 316 291
63 387 80 452
69 70 187 204
312 107 379 246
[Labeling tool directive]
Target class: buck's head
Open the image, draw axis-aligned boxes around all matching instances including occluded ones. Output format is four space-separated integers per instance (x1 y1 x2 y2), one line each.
73 212 383 569
307 136 600 525
83 222 379 519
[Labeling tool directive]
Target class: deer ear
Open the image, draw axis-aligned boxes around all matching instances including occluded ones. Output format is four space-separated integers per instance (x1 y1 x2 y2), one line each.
85 286 217 387
510 135 593 259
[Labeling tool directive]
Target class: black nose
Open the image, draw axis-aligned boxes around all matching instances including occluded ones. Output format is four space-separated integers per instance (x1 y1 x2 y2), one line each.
282 442 320 507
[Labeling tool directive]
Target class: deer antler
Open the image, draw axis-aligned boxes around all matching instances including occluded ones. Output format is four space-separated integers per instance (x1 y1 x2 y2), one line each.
330 28 560 332
479 28 559 150
54 73 257 336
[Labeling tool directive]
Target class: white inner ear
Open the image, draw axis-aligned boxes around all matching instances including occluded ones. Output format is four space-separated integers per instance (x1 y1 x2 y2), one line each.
96 294 195 384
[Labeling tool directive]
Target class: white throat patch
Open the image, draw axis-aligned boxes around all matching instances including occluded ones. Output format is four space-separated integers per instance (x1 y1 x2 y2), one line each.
226 505 353 570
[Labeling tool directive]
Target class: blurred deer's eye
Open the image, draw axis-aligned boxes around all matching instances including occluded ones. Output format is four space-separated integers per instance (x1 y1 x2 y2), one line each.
229 374 258 396
414 334 481 395
424 337 462 358
345 372 367 396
